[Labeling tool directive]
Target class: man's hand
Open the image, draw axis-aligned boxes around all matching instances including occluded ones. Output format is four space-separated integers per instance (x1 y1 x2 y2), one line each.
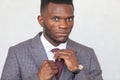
54 49 78 72
37 60 58 80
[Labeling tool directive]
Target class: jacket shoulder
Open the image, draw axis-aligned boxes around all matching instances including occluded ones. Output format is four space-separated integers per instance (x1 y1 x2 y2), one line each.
10 32 41 50
68 39 94 51
10 38 33 50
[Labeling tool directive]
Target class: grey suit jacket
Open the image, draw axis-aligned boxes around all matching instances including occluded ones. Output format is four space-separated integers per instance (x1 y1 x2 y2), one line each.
1 32 103 80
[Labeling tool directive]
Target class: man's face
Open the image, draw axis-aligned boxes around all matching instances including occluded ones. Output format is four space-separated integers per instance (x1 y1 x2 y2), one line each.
38 3 74 46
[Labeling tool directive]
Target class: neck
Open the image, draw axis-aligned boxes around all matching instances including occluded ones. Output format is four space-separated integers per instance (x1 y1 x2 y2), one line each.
43 34 61 47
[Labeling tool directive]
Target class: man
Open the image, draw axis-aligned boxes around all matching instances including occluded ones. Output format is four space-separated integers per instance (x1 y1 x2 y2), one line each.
1 0 103 80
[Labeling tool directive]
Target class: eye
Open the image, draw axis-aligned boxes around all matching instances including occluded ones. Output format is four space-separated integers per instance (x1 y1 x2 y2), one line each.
52 17 59 22
66 17 73 22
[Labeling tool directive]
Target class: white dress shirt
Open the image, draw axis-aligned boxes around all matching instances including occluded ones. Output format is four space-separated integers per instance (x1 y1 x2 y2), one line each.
40 33 67 61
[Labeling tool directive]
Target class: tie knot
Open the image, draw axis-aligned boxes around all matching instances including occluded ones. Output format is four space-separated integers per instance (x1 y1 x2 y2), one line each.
51 48 60 53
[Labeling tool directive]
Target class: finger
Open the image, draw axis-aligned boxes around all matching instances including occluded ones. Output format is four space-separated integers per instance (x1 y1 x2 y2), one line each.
52 68 58 74
58 54 71 60
42 60 54 65
56 49 74 56
46 63 58 75
46 61 58 70
48 61 60 67
54 51 72 60
60 49 74 54
48 68 58 75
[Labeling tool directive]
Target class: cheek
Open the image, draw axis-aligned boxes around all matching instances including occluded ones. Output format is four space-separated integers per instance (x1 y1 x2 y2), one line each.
43 23 56 36
47 23 58 32
70 23 74 30
69 22 74 28
67 23 74 31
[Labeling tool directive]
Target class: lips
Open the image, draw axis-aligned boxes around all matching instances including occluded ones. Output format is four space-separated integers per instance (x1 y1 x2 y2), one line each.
56 32 69 36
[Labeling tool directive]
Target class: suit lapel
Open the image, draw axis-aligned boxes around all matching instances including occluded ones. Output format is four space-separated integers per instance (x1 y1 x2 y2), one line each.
30 32 57 80
30 32 48 68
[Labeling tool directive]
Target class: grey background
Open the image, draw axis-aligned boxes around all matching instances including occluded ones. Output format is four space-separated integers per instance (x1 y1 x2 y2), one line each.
0 0 120 80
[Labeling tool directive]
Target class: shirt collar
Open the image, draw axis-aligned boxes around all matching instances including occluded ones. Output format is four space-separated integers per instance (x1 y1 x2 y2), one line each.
40 33 67 53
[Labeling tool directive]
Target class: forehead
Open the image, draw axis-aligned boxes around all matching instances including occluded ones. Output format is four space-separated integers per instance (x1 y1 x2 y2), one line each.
42 3 74 17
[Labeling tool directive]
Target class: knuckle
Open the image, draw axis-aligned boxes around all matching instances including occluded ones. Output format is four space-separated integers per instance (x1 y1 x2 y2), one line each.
46 63 50 67
66 55 70 59
47 66 52 70
68 53 72 56
48 68 54 74
43 60 48 64
54 70 58 74
48 69 53 74
70 50 74 53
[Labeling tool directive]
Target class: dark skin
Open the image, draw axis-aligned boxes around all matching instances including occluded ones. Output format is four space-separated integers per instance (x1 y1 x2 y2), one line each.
37 3 78 80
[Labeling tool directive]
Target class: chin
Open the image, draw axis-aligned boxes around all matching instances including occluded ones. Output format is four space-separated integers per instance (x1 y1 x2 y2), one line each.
51 36 68 44
59 40 66 43
57 38 68 43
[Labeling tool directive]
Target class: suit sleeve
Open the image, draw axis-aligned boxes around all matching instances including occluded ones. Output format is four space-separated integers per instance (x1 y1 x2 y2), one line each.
73 49 103 80
1 47 40 80
1 47 21 80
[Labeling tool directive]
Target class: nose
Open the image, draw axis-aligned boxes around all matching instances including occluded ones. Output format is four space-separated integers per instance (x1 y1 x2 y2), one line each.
59 20 68 29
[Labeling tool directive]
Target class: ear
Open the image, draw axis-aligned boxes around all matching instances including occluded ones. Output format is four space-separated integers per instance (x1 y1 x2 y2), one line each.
37 15 44 27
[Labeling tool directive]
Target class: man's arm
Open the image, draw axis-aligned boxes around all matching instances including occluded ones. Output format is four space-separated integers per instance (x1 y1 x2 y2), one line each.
54 49 103 80
1 47 40 80
1 47 21 80
73 49 103 80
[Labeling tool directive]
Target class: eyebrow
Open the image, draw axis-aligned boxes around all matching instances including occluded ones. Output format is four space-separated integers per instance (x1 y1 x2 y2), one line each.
52 16 74 19
67 16 74 18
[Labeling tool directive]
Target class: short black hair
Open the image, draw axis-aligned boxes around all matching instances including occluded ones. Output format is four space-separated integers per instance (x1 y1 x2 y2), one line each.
40 0 74 13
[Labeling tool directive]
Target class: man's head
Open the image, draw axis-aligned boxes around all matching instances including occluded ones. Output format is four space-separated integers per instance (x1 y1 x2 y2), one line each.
38 0 74 46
